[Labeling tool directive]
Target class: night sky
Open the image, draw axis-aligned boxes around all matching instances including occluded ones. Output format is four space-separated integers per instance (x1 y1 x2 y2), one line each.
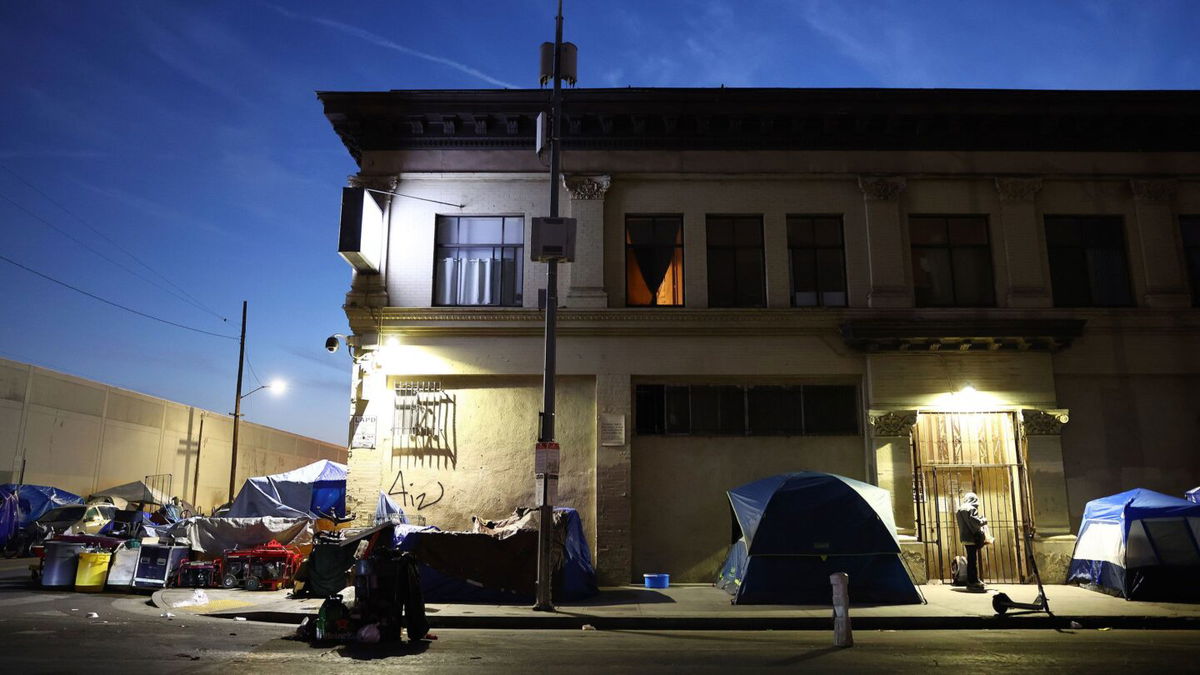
0 1 1195 444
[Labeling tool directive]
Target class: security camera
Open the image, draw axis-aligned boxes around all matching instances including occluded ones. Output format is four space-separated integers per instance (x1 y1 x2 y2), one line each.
325 336 340 353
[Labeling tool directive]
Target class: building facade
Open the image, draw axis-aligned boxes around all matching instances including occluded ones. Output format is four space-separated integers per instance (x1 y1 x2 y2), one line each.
319 88 1200 585
0 357 346 511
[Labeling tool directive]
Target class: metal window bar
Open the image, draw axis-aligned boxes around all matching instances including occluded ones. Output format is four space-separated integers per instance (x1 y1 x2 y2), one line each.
393 381 454 449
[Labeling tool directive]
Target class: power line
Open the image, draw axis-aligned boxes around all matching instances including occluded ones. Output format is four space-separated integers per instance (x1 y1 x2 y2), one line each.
0 180 228 323
0 252 238 340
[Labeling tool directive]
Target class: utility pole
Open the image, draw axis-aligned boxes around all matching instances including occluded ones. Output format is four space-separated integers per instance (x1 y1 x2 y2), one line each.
533 0 569 613
192 412 205 508
228 300 247 503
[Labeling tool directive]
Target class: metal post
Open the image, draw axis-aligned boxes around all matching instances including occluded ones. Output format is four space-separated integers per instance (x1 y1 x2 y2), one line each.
228 300 246 504
534 0 565 613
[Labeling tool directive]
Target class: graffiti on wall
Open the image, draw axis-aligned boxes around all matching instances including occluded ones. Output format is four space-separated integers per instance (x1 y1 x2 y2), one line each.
388 469 444 511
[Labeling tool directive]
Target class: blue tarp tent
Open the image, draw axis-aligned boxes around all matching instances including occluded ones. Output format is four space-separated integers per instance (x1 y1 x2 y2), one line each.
717 472 922 605
0 484 84 547
1187 487 1199 504
1067 488 1200 600
227 460 347 519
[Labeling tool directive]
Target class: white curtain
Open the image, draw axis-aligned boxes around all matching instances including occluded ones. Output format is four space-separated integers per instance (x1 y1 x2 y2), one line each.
437 257 499 305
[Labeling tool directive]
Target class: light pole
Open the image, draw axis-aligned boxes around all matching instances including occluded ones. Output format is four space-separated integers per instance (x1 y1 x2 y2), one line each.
227 299 286 503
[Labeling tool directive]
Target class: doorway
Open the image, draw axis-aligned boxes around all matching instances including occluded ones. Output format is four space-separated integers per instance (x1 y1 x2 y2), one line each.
912 412 1028 583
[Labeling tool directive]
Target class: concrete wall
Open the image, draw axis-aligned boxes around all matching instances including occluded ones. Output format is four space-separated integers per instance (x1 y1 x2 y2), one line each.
0 357 346 511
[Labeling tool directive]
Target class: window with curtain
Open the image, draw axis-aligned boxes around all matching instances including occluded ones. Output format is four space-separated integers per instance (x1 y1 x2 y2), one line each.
626 215 684 306
707 215 765 307
1044 215 1133 307
433 215 523 307
787 215 847 307
910 215 996 307
1180 216 1200 307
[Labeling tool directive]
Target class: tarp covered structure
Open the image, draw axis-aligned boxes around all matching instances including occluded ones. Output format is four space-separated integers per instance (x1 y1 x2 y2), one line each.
395 507 597 603
1067 488 1200 600
227 460 347 519
0 484 84 548
1187 487 1199 504
90 480 170 506
717 472 923 605
163 516 314 557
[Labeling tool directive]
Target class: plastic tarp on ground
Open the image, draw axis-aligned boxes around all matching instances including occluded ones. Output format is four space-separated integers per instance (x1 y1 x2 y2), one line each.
163 516 314 557
227 460 347 519
0 484 84 548
717 472 923 605
1067 488 1200 600
375 492 407 524
90 481 170 506
395 507 598 603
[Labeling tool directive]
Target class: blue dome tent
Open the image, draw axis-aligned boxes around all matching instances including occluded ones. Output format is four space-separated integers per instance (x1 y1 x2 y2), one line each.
227 460 348 519
1067 488 1200 600
717 472 922 605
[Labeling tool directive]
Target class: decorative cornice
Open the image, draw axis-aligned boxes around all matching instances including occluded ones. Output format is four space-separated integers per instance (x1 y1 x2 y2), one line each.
995 177 1043 202
841 318 1086 353
869 410 918 437
1022 409 1069 435
1130 179 1177 203
563 174 612 200
858 176 907 201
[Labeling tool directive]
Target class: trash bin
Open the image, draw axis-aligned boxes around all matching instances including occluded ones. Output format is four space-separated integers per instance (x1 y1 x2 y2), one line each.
643 573 670 589
106 541 141 589
75 551 112 592
42 541 87 587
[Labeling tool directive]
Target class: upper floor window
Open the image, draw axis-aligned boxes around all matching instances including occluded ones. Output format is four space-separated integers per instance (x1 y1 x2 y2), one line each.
1181 216 1200 307
910 215 995 307
707 215 765 307
787 215 847 307
626 215 684 306
433 215 523 307
634 383 858 436
1044 216 1133 307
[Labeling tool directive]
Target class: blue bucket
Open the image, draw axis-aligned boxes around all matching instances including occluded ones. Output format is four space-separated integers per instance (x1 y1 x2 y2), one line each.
643 573 670 589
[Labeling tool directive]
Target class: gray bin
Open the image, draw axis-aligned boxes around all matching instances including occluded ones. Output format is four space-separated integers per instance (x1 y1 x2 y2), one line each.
42 541 87 587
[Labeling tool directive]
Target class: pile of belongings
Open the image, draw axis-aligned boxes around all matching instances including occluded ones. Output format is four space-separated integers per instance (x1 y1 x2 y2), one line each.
0 484 83 553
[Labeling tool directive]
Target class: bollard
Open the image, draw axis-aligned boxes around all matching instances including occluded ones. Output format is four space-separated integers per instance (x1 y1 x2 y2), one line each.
830 572 853 648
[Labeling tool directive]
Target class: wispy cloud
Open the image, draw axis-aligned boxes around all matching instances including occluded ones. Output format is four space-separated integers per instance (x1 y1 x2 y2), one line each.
128 11 260 108
268 4 519 89
797 1 935 87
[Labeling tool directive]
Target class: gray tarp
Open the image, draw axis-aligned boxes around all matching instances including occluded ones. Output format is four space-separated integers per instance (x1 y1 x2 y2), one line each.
164 516 313 556
90 481 171 506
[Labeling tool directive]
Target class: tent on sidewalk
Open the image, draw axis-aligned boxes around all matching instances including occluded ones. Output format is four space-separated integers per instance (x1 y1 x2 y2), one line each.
717 472 922 605
227 460 348 519
1067 488 1200 600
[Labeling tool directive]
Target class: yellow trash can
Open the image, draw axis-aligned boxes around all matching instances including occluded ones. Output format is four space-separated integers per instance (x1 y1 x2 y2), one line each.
75 551 112 593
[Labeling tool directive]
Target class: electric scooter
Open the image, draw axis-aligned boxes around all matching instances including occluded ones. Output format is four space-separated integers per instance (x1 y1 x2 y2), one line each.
992 528 1053 616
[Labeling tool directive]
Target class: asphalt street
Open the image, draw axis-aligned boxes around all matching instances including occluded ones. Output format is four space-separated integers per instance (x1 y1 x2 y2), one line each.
3 559 1199 673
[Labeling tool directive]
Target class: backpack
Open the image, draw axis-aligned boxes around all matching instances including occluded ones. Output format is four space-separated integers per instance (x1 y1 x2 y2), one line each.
951 555 968 586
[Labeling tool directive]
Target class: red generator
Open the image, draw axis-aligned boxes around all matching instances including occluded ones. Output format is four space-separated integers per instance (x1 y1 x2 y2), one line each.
176 559 224 588
221 541 302 591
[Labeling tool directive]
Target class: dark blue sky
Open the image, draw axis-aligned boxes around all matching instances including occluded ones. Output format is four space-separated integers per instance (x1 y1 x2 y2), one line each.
0 1 1195 444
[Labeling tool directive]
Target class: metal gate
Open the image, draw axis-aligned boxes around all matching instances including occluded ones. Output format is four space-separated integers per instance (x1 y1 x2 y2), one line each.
913 412 1028 583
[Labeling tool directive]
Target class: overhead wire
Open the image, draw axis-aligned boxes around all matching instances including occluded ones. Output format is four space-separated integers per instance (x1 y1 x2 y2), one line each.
0 173 228 323
0 252 238 340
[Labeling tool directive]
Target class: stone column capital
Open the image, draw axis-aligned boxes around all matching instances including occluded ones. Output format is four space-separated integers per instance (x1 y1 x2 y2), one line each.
1022 409 1070 436
858 176 907 201
869 410 918 437
563 174 612 200
1130 179 1177 203
995 177 1043 203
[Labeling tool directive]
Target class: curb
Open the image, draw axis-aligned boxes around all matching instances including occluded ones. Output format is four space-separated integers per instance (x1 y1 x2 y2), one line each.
200 610 1200 631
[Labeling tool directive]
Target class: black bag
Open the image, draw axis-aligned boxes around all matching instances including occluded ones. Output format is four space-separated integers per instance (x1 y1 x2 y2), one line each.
951 555 968 586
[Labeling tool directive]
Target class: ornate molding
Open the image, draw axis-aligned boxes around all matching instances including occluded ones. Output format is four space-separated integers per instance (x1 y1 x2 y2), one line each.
1022 409 1069 436
869 410 918 437
1130 179 1177 203
995 177 1043 203
858 176 907 201
563 174 612 200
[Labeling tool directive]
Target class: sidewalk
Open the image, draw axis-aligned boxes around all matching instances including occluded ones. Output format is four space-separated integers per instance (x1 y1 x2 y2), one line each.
153 583 1200 631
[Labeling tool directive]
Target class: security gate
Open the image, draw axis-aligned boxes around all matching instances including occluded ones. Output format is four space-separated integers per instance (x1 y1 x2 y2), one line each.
913 412 1028 583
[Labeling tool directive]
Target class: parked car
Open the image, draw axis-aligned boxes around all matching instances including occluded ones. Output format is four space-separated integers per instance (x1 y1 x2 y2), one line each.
34 503 117 537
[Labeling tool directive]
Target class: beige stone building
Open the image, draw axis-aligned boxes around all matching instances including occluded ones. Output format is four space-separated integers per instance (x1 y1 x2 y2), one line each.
0 357 346 511
318 88 1200 585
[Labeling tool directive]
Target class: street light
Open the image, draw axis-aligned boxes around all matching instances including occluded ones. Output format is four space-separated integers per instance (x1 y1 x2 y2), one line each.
227 299 287 502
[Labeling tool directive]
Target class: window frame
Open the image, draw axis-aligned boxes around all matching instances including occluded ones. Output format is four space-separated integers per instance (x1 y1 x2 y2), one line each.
786 214 848 307
706 214 766 308
1044 215 1135 308
909 214 996 308
633 383 859 437
432 214 524 307
625 214 685 307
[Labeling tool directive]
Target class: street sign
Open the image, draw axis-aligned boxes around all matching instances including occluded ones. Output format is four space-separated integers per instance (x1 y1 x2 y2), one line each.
535 441 560 475
535 473 559 507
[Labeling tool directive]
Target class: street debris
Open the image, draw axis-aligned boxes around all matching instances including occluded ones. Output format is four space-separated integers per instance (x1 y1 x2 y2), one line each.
86 612 99 618
170 589 209 608
161 612 175 619
1070 621 1083 629
1098 627 1112 631
234 616 247 621
581 624 596 631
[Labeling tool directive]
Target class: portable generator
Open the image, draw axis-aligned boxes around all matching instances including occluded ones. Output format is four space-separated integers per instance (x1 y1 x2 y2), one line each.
176 559 223 588
221 541 302 591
